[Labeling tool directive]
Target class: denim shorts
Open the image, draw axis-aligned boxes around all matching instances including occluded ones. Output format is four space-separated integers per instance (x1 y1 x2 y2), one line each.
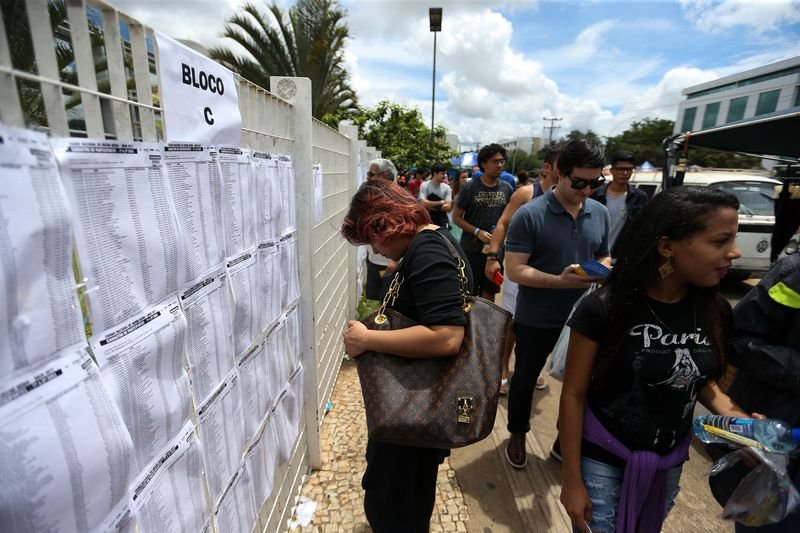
572 457 683 533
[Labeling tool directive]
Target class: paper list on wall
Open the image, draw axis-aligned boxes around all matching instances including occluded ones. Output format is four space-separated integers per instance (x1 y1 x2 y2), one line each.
129 421 210 533
267 319 290 406
0 345 134 533
219 146 255 254
0 125 85 378
226 248 259 357
178 266 233 403
90 297 192 470
212 462 255 533
53 139 184 333
236 333 277 441
273 364 305 465
279 234 301 309
285 306 302 373
252 151 281 242
163 144 226 282
256 241 282 330
195 368 246 501
244 412 278 514
277 155 296 234
313 163 323 223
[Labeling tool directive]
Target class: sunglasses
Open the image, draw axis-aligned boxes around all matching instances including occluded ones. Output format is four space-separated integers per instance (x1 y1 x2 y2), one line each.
568 175 606 190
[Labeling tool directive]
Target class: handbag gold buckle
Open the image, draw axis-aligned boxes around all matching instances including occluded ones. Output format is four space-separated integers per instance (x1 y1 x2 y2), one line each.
457 397 475 424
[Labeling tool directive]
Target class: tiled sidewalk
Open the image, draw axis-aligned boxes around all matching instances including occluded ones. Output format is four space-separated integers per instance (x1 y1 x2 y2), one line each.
294 359 469 532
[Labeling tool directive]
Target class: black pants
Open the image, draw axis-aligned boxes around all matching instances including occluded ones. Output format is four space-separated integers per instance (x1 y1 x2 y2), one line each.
463 250 501 296
362 440 445 532
507 323 562 434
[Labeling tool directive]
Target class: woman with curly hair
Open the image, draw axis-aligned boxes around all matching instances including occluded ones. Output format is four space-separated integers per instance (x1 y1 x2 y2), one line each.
559 186 757 533
341 179 473 532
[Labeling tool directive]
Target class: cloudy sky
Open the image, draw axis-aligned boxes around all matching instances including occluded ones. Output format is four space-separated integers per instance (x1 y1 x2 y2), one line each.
111 0 800 148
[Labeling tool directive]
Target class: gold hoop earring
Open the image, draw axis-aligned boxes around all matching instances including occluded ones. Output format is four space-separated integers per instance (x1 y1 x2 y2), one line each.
658 257 674 279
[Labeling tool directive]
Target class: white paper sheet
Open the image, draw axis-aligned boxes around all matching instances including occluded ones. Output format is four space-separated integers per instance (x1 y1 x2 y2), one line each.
178 266 233 403
155 32 241 146
0 345 134 533
53 139 185 333
237 332 278 441
276 155 296 234
256 241 282 330
285 305 303 374
226 248 259 357
162 143 226 281
244 412 278 514
267 319 290 407
252 151 282 242
313 163 323 223
130 421 210 533
90 297 192 470
219 146 255 254
212 462 255 533
0 125 85 378
195 368 246 501
279 233 300 309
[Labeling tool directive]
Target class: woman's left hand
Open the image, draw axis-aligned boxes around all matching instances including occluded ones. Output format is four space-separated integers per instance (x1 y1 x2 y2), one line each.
343 320 371 357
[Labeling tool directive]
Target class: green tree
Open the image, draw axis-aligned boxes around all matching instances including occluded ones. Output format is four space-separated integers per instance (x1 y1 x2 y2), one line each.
606 117 762 169
326 100 455 169
210 0 357 119
563 129 604 149
505 149 541 175
604 118 674 166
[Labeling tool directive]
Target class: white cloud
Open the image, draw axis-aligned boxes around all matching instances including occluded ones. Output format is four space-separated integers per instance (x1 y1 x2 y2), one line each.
680 0 800 34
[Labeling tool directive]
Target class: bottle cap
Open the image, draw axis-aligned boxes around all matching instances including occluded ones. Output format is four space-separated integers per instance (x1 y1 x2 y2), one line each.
791 428 800 444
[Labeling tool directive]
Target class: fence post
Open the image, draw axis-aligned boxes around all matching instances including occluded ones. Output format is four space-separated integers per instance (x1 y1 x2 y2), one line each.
338 123 360 320
270 76 321 469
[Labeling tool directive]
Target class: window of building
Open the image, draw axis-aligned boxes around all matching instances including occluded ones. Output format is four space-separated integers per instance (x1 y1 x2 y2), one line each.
755 89 780 116
702 102 720 129
726 96 748 123
794 86 800 108
681 107 697 132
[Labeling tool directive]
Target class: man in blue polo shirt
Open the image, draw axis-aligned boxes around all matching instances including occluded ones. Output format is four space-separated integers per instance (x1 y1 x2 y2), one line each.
503 138 611 469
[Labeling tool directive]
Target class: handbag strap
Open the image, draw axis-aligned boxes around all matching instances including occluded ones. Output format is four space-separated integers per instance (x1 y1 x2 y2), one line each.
373 229 471 325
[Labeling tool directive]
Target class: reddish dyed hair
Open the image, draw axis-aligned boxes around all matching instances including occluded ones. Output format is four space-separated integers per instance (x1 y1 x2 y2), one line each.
341 179 431 245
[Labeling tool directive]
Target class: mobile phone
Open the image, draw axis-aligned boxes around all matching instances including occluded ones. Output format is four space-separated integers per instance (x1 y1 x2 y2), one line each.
492 271 504 286
575 259 610 279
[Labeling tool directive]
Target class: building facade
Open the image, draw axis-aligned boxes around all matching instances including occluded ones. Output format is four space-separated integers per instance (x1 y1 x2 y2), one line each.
674 56 800 135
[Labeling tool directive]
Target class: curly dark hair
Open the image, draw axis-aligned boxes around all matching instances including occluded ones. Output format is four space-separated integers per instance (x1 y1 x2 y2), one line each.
341 179 430 245
594 186 740 385
477 143 507 171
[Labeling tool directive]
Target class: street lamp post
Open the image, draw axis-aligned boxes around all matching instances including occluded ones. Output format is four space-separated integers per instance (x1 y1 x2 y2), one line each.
429 7 442 161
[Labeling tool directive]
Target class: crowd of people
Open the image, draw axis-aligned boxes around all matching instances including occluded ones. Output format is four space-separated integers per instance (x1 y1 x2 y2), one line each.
342 138 799 533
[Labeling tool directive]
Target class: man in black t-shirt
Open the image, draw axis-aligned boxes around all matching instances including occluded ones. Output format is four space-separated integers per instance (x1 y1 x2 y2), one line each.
453 144 513 300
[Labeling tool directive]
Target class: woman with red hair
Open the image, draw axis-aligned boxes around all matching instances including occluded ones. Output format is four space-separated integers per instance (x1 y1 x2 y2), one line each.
342 179 473 532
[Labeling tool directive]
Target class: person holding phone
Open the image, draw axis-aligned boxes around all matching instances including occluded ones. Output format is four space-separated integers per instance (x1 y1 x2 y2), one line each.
503 138 611 469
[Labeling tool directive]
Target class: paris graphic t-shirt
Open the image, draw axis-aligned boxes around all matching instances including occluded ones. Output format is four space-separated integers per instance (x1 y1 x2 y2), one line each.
568 288 724 461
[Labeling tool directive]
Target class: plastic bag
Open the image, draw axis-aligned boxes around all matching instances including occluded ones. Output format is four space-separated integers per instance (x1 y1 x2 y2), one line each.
548 284 597 380
707 447 800 526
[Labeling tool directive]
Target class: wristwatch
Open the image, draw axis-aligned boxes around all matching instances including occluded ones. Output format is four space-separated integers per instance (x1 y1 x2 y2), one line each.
486 252 499 261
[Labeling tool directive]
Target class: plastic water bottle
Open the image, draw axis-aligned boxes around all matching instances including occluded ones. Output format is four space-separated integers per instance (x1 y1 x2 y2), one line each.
693 415 800 453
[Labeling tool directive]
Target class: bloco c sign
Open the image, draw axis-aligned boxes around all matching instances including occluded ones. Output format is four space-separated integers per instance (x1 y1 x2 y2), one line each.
156 32 242 145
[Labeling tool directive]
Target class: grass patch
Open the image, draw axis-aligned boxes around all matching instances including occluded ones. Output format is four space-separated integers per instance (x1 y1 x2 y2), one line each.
356 295 380 320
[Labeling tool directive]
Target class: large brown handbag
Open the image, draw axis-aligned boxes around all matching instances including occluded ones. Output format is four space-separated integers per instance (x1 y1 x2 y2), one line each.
356 231 513 449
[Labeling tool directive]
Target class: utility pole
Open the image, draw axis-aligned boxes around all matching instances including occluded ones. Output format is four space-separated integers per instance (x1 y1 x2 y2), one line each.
542 117 562 145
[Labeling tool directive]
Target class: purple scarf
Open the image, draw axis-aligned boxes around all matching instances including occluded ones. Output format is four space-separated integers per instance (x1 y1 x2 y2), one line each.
582 407 691 533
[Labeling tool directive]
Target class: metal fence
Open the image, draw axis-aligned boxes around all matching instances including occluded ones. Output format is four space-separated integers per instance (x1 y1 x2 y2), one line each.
0 0 378 531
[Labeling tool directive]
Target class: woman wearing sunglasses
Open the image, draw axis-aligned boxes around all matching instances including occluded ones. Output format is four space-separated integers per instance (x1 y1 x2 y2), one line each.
559 186 756 533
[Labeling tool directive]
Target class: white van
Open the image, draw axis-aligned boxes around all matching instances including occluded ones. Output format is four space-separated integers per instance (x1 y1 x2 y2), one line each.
629 169 798 279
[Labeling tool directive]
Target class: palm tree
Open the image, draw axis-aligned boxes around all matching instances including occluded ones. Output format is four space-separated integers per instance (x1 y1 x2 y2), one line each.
209 0 357 119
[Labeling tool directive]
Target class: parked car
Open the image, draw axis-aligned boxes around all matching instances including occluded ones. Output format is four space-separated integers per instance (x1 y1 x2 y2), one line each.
630 169 798 279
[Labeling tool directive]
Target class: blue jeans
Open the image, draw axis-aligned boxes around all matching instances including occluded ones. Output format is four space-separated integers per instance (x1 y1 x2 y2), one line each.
572 457 682 533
